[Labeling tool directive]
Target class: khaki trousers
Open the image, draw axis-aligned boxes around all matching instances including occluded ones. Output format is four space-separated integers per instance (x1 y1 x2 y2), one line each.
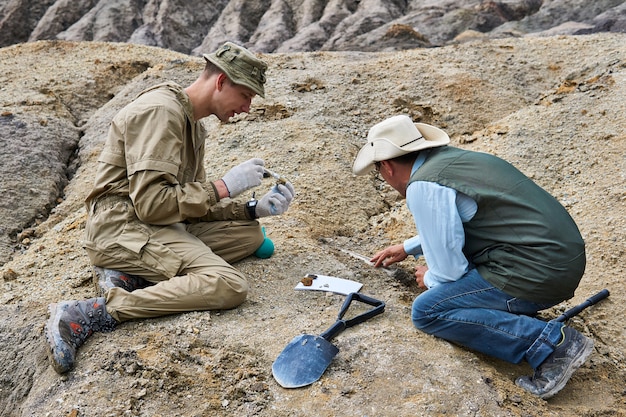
85 219 264 322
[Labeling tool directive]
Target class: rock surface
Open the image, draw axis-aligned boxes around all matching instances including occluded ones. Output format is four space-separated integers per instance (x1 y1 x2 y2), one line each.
2 0 625 264
0 0 625 54
0 31 625 417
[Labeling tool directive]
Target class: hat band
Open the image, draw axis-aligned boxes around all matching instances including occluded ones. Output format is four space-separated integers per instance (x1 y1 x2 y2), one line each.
399 135 424 148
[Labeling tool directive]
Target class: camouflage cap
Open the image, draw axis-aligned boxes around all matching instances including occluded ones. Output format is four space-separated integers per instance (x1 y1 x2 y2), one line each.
203 42 268 98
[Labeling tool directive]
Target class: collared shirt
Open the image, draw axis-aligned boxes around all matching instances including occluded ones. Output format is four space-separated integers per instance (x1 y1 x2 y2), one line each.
86 82 249 227
404 151 478 288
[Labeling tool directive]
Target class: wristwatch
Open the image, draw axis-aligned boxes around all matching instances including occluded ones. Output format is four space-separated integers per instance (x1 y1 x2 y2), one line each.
245 198 258 219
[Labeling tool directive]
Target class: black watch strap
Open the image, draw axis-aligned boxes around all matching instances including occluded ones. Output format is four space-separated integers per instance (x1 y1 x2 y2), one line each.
245 200 258 219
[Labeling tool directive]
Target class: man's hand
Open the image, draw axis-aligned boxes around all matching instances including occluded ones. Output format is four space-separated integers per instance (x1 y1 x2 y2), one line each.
370 244 408 268
221 158 265 197
256 182 295 217
414 265 428 289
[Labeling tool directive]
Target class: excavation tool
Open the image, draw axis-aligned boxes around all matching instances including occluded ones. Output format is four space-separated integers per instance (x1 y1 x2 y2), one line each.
263 168 287 184
272 289 608 389
334 247 397 276
328 246 418 287
272 292 385 388
555 288 610 322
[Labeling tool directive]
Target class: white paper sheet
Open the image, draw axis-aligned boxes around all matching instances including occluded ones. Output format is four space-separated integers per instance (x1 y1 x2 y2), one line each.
294 274 363 295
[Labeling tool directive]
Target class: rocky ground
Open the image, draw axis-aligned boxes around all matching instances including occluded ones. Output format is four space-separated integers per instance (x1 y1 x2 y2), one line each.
0 34 625 416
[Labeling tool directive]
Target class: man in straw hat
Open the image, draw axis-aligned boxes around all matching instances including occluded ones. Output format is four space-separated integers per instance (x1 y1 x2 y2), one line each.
44 42 295 374
353 114 593 399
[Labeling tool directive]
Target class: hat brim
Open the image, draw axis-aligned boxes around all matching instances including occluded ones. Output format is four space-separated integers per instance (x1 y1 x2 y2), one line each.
352 123 449 175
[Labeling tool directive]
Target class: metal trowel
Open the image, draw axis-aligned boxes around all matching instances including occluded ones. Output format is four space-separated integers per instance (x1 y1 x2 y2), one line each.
272 292 385 388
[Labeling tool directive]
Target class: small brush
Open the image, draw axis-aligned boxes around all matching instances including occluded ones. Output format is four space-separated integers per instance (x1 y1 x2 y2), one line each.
264 168 287 185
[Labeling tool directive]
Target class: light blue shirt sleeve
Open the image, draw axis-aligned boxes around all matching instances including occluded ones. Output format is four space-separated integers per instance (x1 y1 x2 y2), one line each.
405 156 478 288
403 235 423 256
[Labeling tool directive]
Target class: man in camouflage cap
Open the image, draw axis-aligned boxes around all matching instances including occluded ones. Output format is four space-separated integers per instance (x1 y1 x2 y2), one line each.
44 42 295 374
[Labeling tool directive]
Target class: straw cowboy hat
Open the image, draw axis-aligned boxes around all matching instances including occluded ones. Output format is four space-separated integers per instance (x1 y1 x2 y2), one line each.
353 115 450 175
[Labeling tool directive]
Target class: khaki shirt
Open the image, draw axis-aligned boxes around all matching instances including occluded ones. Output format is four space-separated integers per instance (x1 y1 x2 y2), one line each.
85 82 248 228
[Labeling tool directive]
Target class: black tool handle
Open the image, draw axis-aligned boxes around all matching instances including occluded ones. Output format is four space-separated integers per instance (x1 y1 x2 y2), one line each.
555 289 610 322
320 293 385 342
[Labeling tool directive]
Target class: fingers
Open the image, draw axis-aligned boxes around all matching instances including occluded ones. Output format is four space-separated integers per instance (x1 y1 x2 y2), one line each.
268 194 288 215
247 160 265 183
245 158 265 167
371 250 393 267
256 180 296 217
414 266 428 289
415 274 425 288
240 159 265 184
370 252 385 267
270 192 288 207
222 158 265 197
275 182 295 202
258 191 288 216
371 244 406 267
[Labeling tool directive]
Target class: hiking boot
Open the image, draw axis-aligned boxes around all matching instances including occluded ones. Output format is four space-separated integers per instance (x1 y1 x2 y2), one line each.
515 326 594 399
93 266 154 296
45 297 117 374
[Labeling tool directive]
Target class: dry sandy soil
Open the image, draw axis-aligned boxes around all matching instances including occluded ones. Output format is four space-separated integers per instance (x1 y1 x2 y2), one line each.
0 34 625 416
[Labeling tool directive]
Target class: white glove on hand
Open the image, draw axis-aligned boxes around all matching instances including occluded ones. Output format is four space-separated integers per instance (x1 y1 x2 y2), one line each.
256 182 295 217
221 158 265 197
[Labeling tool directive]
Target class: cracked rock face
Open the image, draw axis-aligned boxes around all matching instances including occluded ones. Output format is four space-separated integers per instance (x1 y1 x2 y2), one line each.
1 0 625 53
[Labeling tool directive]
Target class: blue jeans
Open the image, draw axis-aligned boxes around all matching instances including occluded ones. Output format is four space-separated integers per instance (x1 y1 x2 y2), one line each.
412 268 564 369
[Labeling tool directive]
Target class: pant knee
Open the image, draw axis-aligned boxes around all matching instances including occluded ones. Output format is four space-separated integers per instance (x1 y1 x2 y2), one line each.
411 310 432 331
218 274 249 309
227 283 249 309
411 297 436 332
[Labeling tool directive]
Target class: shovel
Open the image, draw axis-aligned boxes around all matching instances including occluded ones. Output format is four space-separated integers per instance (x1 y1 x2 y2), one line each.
272 292 385 388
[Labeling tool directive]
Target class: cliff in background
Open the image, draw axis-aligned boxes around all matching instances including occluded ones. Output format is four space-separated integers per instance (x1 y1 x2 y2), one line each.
1 0 625 54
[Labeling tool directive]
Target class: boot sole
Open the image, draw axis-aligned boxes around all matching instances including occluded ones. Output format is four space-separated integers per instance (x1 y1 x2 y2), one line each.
540 337 595 399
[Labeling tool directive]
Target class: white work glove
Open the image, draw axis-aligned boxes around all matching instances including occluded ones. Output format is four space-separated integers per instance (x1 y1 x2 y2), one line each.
256 182 296 217
221 158 265 198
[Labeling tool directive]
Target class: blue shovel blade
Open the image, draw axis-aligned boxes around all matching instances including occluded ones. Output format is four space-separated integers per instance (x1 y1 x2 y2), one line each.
272 334 340 388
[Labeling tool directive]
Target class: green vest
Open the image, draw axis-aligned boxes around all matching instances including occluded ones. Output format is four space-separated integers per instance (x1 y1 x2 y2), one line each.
409 146 585 303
